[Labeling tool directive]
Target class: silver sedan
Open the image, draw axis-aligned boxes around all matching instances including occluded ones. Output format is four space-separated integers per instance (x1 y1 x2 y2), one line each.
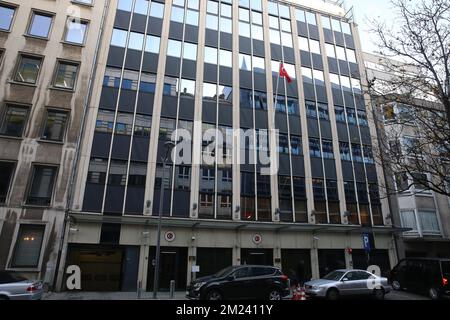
0 271 43 300
305 269 391 300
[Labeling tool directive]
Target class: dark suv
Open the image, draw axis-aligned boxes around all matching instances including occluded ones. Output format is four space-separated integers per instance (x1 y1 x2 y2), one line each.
186 265 290 300
390 258 450 300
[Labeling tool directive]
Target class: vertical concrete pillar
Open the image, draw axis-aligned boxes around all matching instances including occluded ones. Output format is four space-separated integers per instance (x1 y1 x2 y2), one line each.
310 248 320 279
138 244 150 291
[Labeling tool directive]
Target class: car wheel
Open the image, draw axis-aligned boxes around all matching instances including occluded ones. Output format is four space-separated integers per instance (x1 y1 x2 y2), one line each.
373 288 385 300
268 288 282 301
326 288 339 301
392 280 402 291
206 289 223 301
428 287 440 300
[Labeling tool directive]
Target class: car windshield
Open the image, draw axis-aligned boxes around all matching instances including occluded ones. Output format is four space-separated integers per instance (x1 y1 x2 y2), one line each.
323 271 346 281
214 266 236 278
442 261 450 277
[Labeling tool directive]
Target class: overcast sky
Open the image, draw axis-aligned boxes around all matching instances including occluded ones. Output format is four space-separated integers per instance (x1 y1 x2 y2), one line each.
345 0 399 53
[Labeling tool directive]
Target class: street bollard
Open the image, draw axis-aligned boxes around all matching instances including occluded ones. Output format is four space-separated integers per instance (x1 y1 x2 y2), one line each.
169 280 175 299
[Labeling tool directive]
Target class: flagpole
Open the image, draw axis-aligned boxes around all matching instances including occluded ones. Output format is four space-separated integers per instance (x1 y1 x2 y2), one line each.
273 59 282 126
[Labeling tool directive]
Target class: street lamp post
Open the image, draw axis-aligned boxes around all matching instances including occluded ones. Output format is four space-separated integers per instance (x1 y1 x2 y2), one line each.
153 140 176 300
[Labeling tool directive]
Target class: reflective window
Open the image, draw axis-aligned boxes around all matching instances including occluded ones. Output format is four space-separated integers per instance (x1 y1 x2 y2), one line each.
346 48 357 63
128 32 144 50
117 0 133 12
203 82 217 100
150 2 165 18
145 35 160 53
252 56 265 73
28 12 53 38
309 39 321 54
322 16 331 29
239 54 251 71
171 6 184 23
239 21 250 38
219 49 232 68
325 43 336 58
305 12 316 25
206 14 218 30
0 105 29 137
0 4 15 31
64 18 88 44
204 46 218 65
134 0 149 15
14 55 42 84
220 17 232 33
167 39 182 57
186 10 199 26
111 28 127 47
53 61 79 90
183 42 197 60
180 79 195 97
42 110 68 141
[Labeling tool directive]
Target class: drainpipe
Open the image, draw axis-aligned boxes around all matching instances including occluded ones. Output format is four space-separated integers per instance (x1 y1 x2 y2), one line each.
53 0 111 292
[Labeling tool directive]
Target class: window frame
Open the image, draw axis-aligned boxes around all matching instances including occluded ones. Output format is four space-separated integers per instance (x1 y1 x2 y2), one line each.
62 16 89 46
51 59 81 91
24 164 59 207
40 108 70 142
0 2 17 32
0 102 31 138
6 221 49 272
0 160 16 204
25 9 55 39
12 53 44 85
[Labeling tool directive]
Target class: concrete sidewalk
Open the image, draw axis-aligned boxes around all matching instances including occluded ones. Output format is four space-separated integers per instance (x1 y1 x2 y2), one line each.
43 291 189 300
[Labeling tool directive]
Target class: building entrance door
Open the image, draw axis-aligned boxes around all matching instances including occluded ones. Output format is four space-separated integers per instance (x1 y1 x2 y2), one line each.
147 247 188 291
241 249 273 266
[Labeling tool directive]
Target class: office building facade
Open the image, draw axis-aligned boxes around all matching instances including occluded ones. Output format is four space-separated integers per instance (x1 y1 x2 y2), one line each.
38 0 396 292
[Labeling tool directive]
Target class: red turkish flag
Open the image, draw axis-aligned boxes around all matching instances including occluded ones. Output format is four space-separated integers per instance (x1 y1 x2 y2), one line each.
279 62 292 83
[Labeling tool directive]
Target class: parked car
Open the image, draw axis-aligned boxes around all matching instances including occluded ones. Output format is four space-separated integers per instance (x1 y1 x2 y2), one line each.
186 265 290 300
0 271 43 300
389 258 450 300
304 269 391 300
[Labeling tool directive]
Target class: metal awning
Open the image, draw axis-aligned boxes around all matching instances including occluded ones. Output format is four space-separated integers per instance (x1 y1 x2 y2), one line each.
69 212 410 235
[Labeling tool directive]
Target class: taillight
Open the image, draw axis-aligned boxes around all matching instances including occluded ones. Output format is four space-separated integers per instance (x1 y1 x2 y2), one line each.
443 278 448 286
26 284 40 292
280 275 289 281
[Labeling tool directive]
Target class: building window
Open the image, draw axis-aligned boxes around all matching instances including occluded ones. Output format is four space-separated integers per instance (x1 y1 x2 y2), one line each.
0 4 15 31
14 55 43 84
322 140 334 159
317 103 329 120
309 138 321 158
41 110 69 141
306 100 317 118
400 210 417 232
74 0 93 5
339 142 351 161
26 165 58 206
0 104 29 137
312 179 325 200
64 18 88 45
27 11 53 38
351 143 363 162
87 158 107 184
10 224 46 268
346 107 357 125
53 61 79 90
335 106 346 122
327 180 339 201
0 161 15 203
357 110 368 126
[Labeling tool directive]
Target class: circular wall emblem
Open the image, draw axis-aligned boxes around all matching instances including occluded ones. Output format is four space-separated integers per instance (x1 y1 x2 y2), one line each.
252 234 262 245
164 231 176 242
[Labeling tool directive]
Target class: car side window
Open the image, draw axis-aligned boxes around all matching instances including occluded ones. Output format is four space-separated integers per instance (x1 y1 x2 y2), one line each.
356 271 371 280
251 267 275 277
233 267 249 279
344 272 356 281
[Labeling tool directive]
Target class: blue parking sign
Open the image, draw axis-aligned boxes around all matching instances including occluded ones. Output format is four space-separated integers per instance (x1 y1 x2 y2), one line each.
362 233 371 253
